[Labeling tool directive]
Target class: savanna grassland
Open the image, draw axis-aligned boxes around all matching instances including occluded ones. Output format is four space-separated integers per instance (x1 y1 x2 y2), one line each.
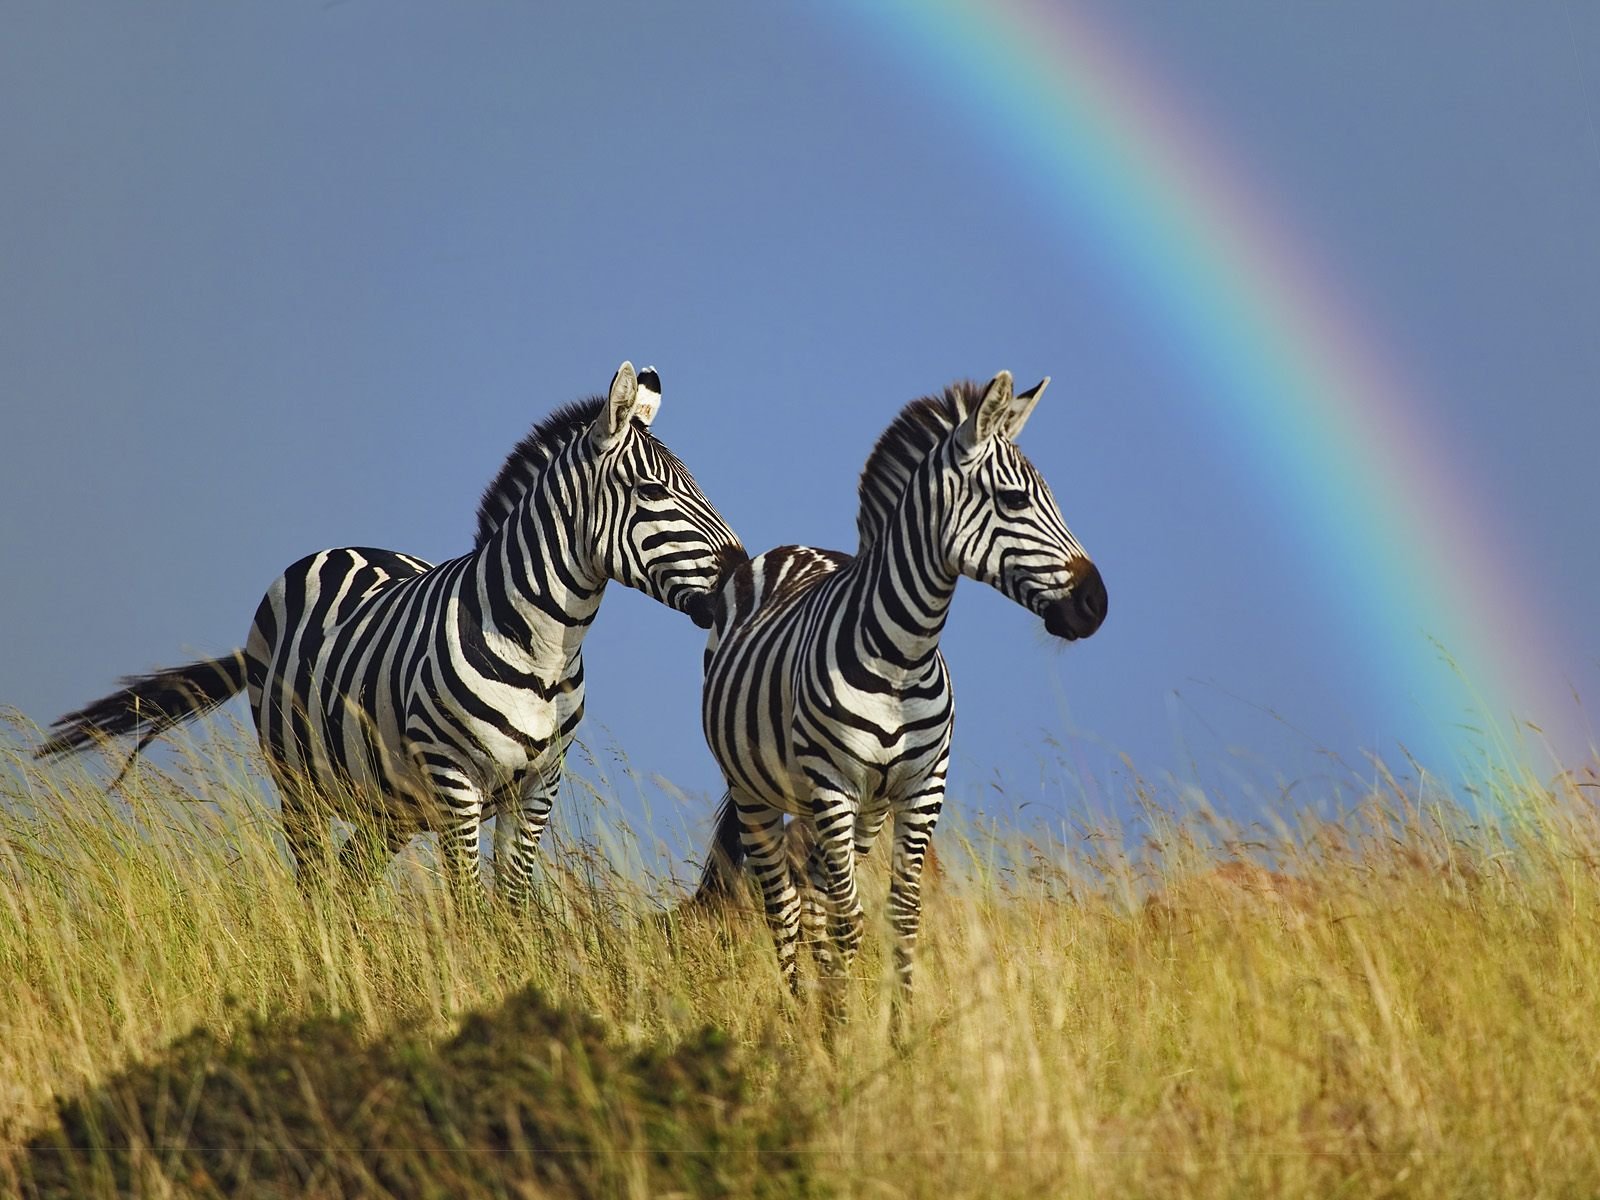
3 716 1600 1198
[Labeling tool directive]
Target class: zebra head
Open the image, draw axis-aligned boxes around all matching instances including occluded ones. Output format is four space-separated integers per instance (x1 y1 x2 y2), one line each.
938 370 1107 641
587 363 746 628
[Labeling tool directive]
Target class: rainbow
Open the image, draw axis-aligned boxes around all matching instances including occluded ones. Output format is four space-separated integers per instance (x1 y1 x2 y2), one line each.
820 0 1576 769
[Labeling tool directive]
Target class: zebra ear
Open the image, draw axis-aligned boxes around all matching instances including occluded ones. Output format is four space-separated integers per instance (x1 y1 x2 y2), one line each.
593 361 640 448
633 366 662 426
954 370 1015 456
1006 376 1049 440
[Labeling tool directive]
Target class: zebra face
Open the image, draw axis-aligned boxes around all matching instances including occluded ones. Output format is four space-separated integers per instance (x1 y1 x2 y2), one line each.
588 365 745 628
942 372 1107 642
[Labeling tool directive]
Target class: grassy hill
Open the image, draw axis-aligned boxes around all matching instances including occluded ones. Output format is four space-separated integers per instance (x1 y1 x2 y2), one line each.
4 720 1599 1197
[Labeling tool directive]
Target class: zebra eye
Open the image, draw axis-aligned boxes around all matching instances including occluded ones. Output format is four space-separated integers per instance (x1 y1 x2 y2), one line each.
636 481 671 503
997 488 1030 512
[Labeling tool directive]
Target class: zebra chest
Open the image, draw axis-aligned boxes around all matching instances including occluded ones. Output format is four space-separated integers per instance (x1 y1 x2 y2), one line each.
400 648 583 787
792 678 950 797
450 673 574 735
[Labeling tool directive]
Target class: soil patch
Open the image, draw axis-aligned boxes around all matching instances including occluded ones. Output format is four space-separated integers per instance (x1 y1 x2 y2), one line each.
18 988 814 1199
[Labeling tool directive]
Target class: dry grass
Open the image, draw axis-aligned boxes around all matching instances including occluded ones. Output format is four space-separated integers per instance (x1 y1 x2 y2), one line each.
4 719 1600 1197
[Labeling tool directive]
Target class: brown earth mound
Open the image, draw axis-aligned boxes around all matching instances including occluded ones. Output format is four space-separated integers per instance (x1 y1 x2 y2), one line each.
18 989 815 1199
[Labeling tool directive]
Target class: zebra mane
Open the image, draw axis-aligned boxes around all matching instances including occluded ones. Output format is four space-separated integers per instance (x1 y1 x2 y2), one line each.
473 396 610 548
855 379 986 549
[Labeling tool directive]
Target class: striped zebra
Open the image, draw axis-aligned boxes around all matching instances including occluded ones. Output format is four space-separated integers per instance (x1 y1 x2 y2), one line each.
693 370 1105 1030
39 363 746 905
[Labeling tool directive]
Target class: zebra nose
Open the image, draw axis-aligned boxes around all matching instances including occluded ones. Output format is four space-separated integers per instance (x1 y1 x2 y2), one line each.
684 592 718 629
1042 563 1106 640
1076 563 1107 626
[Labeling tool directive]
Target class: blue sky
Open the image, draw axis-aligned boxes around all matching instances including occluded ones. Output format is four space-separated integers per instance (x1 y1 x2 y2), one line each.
4 3 1597 859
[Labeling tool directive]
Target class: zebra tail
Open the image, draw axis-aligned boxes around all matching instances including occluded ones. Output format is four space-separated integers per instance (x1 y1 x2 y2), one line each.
691 790 747 905
35 651 251 783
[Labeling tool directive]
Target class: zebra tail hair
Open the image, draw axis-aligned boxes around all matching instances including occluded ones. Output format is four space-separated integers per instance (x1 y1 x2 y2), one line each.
35 651 250 786
691 790 747 905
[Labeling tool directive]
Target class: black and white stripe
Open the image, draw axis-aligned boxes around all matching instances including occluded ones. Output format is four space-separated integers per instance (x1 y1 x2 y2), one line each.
40 363 745 904
694 371 1106 1031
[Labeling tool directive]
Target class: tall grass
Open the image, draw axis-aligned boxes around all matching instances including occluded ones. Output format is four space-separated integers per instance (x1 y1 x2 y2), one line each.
4 716 1600 1197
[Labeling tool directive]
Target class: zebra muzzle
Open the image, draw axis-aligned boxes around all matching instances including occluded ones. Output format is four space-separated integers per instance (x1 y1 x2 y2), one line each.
684 592 719 629
1043 564 1107 640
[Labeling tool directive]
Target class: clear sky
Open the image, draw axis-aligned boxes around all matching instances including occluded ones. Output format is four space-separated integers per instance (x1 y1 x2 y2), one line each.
4 3 1597 860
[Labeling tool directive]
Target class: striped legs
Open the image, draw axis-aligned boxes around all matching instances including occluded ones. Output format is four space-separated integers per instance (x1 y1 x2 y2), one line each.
338 816 409 893
887 780 944 1042
439 785 487 909
493 754 562 907
406 737 487 909
738 780 942 1038
279 784 336 895
804 783 865 1030
733 787 804 993
854 801 890 858
264 740 347 896
799 779 944 1040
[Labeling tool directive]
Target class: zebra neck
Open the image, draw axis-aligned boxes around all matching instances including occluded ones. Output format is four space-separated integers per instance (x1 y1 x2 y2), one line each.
471 481 608 677
846 506 961 674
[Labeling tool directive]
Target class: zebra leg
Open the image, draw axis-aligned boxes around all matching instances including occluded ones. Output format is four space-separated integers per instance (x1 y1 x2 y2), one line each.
283 804 332 894
780 816 827 976
806 786 864 1031
796 838 828 981
795 800 877 990
887 783 945 1043
493 757 560 908
338 816 410 895
274 772 336 896
734 789 803 995
410 748 488 910
854 800 891 859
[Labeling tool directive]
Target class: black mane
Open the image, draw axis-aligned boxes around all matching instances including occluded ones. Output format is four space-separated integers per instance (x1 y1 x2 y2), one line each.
473 397 606 548
855 380 985 549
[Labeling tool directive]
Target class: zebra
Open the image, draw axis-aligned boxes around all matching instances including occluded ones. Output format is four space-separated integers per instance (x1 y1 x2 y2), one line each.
692 370 1106 1032
38 362 746 905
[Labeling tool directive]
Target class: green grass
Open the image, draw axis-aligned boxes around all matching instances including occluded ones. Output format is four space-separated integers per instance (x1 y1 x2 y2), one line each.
4 719 1600 1198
